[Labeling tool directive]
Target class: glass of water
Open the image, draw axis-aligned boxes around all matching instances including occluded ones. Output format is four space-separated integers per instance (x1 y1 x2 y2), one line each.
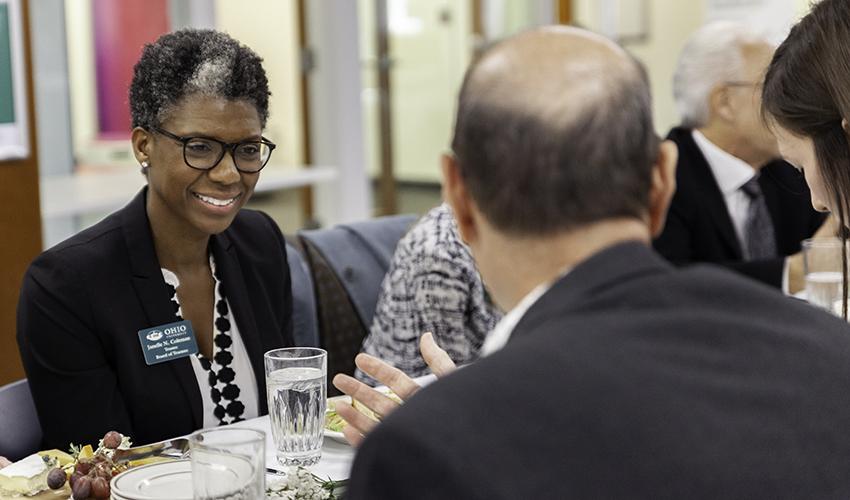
189 427 265 500
803 238 845 314
264 347 327 467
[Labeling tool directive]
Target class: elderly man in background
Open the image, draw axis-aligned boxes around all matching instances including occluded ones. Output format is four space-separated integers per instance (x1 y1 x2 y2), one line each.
340 25 850 499
654 22 828 292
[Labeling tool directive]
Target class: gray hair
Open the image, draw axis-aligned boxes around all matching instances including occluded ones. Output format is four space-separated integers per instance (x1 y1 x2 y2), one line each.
129 29 270 130
673 21 770 128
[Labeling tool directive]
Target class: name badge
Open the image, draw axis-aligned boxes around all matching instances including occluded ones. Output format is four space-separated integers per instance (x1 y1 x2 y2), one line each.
138 320 199 366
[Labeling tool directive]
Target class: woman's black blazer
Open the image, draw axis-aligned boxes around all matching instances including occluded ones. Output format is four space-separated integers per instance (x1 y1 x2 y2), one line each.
17 188 294 448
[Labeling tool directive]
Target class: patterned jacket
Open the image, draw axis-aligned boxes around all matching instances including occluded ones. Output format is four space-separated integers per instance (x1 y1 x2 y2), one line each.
357 204 502 381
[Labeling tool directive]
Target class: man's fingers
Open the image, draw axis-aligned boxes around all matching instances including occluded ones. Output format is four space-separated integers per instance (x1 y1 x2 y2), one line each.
420 332 456 377
353 353 421 400
341 421 365 447
335 400 377 445
333 373 403 418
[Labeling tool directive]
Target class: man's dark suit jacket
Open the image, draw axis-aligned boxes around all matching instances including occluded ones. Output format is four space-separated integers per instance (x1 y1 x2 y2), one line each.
17 188 294 449
347 242 850 499
653 127 826 287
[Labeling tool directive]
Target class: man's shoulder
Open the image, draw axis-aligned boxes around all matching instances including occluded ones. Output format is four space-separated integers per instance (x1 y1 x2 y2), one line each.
664 127 711 192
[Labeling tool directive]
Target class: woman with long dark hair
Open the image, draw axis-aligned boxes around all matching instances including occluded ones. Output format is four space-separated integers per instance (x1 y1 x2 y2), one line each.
761 0 850 316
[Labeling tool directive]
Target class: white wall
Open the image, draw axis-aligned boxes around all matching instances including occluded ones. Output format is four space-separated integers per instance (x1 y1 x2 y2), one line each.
65 0 305 168
214 0 304 168
574 0 815 135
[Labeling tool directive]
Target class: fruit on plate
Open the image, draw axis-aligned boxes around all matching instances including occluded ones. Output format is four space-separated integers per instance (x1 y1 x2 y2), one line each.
51 430 133 499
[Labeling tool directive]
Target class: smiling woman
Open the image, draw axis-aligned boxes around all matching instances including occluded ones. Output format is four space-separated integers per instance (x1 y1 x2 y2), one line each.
16 30 296 449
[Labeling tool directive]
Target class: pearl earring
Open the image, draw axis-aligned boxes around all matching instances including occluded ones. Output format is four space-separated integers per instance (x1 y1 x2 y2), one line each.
141 161 149 169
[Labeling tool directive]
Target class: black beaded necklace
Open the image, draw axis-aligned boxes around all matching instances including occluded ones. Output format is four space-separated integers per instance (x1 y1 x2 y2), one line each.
162 257 246 425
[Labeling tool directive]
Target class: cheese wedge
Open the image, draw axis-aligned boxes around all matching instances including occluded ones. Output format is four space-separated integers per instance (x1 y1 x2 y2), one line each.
37 450 74 467
0 454 51 497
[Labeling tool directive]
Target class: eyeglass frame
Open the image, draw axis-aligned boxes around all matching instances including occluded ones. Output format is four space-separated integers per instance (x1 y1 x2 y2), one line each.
724 80 761 89
150 126 277 173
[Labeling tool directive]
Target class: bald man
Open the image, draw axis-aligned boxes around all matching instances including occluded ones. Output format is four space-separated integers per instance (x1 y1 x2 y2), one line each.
344 27 850 499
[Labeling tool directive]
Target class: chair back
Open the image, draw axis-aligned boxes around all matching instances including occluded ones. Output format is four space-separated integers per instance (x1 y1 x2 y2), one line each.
286 241 319 347
299 214 416 392
0 379 42 461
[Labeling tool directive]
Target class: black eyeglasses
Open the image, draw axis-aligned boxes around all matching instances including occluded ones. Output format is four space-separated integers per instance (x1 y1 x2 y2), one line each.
152 127 276 173
725 80 761 89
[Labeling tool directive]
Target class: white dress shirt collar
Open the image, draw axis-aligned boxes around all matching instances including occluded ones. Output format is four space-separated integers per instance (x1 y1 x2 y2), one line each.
480 267 571 357
691 130 756 194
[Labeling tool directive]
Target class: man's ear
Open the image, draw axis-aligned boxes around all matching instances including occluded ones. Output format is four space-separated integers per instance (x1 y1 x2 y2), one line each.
648 140 678 238
440 153 478 245
709 84 735 123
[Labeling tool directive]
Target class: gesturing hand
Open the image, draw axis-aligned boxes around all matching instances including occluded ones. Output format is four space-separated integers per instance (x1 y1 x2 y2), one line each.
331 332 456 446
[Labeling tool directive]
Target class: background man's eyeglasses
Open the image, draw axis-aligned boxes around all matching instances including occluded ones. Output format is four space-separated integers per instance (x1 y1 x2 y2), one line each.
152 127 276 173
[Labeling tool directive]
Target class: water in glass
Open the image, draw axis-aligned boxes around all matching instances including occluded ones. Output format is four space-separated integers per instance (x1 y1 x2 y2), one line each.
806 271 843 313
267 366 326 466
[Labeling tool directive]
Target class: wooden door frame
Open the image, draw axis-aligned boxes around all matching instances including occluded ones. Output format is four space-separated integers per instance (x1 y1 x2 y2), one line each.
0 0 41 386
295 0 316 224
374 0 397 215
557 0 572 24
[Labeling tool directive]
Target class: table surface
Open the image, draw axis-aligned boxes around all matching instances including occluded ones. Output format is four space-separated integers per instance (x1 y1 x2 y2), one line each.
25 415 354 499
231 415 355 481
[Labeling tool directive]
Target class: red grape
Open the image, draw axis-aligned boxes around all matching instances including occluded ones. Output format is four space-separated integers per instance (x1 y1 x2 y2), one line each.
69 471 84 488
102 431 122 449
46 468 66 490
93 462 111 479
71 475 91 499
74 460 92 475
91 476 110 499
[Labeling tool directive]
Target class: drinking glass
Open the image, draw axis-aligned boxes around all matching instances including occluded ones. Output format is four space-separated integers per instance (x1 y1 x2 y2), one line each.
802 238 845 314
264 347 327 467
189 427 265 500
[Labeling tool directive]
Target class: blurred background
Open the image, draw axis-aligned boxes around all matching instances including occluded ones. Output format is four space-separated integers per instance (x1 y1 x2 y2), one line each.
29 0 815 244
0 0 815 385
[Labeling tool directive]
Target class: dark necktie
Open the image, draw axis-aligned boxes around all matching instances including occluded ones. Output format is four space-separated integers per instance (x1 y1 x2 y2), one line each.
740 176 777 260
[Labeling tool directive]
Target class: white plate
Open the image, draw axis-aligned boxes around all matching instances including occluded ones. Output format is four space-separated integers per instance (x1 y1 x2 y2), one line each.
110 460 193 500
322 375 437 445
325 395 352 444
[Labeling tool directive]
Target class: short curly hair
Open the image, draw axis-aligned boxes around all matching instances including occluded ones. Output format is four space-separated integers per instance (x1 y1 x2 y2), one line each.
129 29 270 130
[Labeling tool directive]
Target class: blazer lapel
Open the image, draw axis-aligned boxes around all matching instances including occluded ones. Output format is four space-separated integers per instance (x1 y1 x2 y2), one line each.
210 232 269 414
669 128 743 259
121 188 204 429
